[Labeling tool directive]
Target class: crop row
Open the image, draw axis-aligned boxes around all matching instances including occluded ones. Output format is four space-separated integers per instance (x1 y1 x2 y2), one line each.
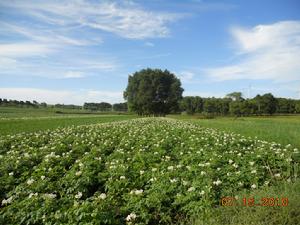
0 118 298 224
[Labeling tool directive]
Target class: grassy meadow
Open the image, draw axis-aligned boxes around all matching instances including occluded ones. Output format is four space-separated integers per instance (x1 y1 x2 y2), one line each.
169 115 300 149
0 106 129 118
0 107 136 136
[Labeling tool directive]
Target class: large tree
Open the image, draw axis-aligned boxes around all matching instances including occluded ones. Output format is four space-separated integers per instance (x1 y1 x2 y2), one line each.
254 93 277 115
124 68 183 116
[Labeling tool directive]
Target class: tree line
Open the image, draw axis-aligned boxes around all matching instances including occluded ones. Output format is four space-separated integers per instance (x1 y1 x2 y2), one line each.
124 68 300 116
0 99 45 108
2 68 300 116
180 92 300 116
83 102 127 111
0 98 128 112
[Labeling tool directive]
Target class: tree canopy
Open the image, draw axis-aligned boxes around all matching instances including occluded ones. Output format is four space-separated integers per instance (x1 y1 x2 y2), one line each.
124 68 183 116
83 102 112 111
179 93 299 116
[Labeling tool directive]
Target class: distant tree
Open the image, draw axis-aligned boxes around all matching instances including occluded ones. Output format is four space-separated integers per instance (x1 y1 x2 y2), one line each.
229 101 242 116
180 96 203 114
113 102 127 112
25 101 33 107
254 93 277 115
276 98 296 114
83 102 112 111
226 92 244 102
40 102 47 108
98 102 112 111
203 98 219 114
295 101 300 113
124 68 183 116
219 98 231 115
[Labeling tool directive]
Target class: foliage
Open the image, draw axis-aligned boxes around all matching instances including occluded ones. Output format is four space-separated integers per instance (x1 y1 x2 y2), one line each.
0 118 298 224
180 93 300 116
226 92 244 102
0 98 39 108
193 179 300 225
112 102 128 112
83 102 112 111
124 68 184 116
254 94 278 115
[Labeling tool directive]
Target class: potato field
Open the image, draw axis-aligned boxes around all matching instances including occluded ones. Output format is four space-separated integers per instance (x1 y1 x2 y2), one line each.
0 118 298 224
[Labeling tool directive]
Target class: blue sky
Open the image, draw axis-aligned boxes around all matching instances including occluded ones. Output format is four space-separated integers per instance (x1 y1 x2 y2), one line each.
0 0 300 104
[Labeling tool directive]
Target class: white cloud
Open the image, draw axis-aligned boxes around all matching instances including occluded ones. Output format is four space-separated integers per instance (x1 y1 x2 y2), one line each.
145 42 155 47
0 88 124 104
0 0 182 39
206 21 300 82
0 22 99 47
0 58 17 68
62 71 85 79
0 0 179 80
0 55 118 79
178 71 195 83
0 43 52 57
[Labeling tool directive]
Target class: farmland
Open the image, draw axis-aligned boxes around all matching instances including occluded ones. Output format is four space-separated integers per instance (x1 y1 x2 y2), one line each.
170 115 300 149
0 107 136 136
0 118 299 224
0 115 137 136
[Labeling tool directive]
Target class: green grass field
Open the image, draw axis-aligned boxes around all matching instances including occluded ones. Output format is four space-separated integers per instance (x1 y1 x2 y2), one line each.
169 115 300 149
0 115 137 136
0 106 129 118
193 179 300 225
0 107 136 136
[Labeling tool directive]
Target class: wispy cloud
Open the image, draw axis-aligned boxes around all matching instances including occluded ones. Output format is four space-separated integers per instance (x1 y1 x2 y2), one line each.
178 71 195 83
0 88 124 104
206 21 300 82
0 0 182 39
0 43 52 57
145 42 155 47
62 71 85 79
0 22 99 47
0 0 182 80
0 55 118 79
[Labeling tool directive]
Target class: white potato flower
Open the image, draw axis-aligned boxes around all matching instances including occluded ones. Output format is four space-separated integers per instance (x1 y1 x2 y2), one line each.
213 179 222 186
75 171 82 176
188 187 195 192
126 213 137 221
27 178 34 185
1 196 13 205
75 192 83 199
167 166 174 171
99 193 106 200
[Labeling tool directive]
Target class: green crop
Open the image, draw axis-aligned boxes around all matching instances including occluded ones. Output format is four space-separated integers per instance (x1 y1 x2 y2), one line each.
0 118 298 224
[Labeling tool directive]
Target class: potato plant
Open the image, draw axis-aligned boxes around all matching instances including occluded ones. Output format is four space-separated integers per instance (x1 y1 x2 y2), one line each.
0 118 298 224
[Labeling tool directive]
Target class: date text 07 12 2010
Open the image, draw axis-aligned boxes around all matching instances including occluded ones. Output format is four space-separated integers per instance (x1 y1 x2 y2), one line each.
220 197 289 207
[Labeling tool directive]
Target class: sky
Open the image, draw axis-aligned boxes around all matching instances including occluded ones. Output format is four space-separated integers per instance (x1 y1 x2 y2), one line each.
0 0 300 104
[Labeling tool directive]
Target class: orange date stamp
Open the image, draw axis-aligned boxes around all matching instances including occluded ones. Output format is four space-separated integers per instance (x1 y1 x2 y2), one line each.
220 196 289 207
